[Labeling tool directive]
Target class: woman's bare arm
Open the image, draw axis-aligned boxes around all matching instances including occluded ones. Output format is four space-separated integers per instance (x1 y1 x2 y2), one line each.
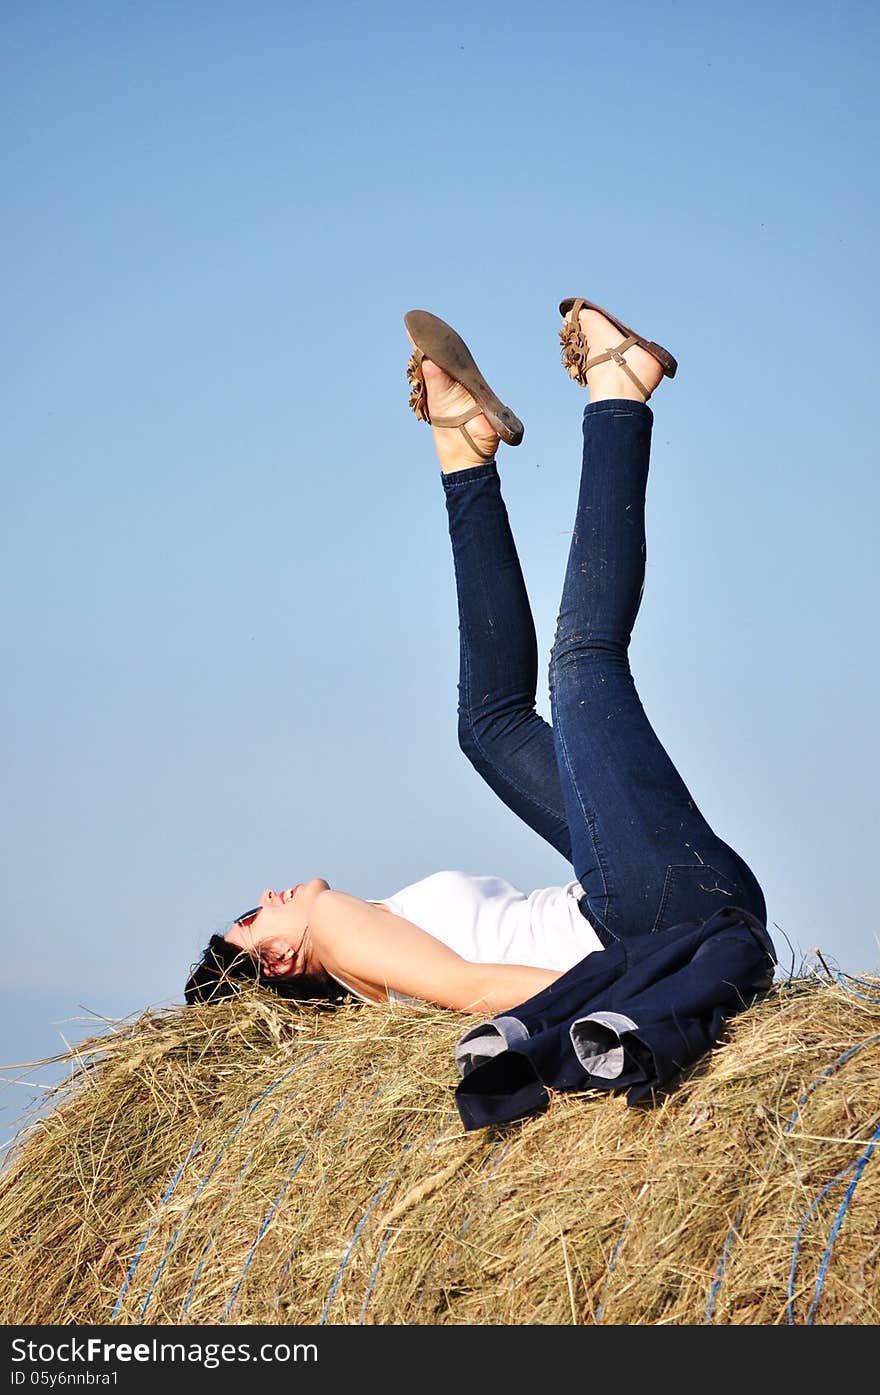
309 890 561 1014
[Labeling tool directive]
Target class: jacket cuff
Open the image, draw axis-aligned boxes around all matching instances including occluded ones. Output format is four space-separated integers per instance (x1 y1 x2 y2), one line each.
454 1014 530 1077
569 1010 639 1078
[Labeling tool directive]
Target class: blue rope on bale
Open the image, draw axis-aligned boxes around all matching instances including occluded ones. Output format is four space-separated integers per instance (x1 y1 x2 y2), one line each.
508 1216 542 1305
269 1095 364 1307
319 1161 403 1325
595 1215 633 1324
704 1205 745 1323
847 974 880 991
703 1034 880 1323
785 1036 880 1136
836 971 880 992
787 1164 856 1324
446 1141 510 1264
789 1119 880 1325
404 1138 512 1321
232 1073 386 1321
222 1147 311 1323
138 1053 324 1322
111 1137 203 1319
358 1109 458 1325
834 972 880 1003
180 1053 327 1319
116 1051 322 1322
181 1119 276 1318
269 1056 394 1313
359 1230 394 1325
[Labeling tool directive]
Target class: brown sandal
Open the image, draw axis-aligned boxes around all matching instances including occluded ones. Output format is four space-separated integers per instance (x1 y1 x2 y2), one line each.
558 298 678 401
404 309 524 453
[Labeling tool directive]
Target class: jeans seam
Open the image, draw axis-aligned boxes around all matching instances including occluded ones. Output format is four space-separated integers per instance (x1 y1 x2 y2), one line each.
651 863 740 934
549 668 611 926
441 461 498 491
651 865 675 934
458 696 575 833
451 554 571 846
582 400 653 421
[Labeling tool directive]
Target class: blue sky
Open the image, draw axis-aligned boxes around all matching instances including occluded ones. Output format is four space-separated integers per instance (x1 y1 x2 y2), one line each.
2 0 878 1140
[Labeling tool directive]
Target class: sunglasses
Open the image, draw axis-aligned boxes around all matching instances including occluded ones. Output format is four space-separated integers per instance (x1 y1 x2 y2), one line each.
233 907 261 929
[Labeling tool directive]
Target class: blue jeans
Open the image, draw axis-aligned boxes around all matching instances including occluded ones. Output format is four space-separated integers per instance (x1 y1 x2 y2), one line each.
442 398 766 944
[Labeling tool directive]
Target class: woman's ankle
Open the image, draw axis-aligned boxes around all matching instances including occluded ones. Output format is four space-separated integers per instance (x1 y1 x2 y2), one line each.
569 307 664 403
420 358 500 471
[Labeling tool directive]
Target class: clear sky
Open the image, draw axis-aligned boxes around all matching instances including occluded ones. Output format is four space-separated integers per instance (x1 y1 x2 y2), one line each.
2 0 879 1141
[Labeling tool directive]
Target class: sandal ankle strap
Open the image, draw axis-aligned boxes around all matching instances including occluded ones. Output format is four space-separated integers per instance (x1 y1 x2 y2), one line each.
584 335 652 401
431 404 496 459
407 351 496 459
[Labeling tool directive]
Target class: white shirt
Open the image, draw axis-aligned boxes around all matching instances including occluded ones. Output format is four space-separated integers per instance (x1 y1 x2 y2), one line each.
329 870 604 1005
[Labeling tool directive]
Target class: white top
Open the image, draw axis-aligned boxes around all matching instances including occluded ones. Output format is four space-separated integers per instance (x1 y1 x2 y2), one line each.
329 870 604 1006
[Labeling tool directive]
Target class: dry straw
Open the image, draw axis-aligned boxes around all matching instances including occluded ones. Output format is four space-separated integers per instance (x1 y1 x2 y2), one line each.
1 968 878 1325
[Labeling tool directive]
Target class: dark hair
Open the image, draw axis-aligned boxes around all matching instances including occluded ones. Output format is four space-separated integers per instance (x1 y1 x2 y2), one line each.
185 934 353 1006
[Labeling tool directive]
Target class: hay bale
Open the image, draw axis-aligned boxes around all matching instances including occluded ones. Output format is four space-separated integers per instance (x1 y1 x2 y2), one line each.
1 973 878 1325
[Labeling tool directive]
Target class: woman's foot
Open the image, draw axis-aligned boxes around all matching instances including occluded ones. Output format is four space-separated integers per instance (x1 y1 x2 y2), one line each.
562 304 666 403
414 349 500 473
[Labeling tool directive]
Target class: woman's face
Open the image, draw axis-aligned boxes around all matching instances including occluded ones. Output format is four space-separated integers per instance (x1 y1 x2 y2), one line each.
225 878 331 978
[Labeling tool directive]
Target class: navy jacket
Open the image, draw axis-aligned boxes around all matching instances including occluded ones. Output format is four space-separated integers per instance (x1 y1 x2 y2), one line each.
453 905 776 1131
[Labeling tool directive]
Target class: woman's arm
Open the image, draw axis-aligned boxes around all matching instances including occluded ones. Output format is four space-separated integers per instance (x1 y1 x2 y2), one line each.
309 890 561 1014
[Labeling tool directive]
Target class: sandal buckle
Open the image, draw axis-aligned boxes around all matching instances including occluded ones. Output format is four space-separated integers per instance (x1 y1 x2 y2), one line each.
610 349 627 366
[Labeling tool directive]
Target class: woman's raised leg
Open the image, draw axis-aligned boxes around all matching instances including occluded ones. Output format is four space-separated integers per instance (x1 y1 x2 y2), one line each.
548 305 766 940
418 354 574 861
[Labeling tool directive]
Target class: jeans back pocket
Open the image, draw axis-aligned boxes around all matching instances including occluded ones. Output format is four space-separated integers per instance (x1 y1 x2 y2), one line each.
651 863 740 934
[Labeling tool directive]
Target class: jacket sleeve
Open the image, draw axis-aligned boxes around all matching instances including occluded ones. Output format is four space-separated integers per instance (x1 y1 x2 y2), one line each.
454 908 776 1131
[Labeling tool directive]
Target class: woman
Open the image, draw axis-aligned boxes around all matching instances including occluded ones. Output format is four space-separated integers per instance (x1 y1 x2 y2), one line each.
185 298 767 1016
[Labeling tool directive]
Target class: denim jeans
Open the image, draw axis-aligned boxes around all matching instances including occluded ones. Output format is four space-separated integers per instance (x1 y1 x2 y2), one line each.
442 398 766 944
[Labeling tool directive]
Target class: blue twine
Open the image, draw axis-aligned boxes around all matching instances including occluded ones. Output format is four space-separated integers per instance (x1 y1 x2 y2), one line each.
448 1141 509 1261
403 1137 512 1320
787 1164 856 1324
123 1051 321 1321
271 1088 384 1299
833 972 880 1003
180 1066 325 1320
835 971 880 991
111 1136 202 1319
221 1147 310 1322
357 1110 458 1324
802 1119 880 1325
785 1035 880 1135
514 1217 541 1275
270 1060 392 1311
319 1161 402 1324
704 1205 745 1323
359 1229 394 1325
595 1215 631 1324
704 1033 880 1321
181 1153 259 1317
224 1074 388 1322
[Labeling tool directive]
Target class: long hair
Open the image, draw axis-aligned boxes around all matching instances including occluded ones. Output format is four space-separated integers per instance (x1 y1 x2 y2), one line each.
184 934 353 1005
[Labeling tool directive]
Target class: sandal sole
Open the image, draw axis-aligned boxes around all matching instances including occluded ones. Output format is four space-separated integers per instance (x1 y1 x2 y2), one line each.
558 298 678 379
404 310 524 446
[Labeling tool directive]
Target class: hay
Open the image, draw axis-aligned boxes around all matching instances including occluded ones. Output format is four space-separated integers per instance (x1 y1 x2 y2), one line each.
1 971 878 1326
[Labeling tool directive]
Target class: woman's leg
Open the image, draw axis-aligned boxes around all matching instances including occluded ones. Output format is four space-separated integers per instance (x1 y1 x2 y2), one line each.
420 357 573 861
443 460 573 860
548 314 766 939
